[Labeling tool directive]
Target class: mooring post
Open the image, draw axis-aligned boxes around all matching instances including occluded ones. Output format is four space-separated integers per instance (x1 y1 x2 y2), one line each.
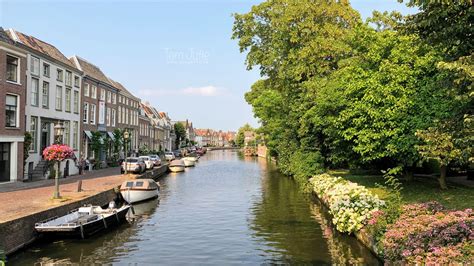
77 180 82 192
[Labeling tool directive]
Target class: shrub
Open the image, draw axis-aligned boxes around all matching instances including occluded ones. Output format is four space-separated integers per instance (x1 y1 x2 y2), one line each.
309 174 385 233
288 150 324 183
383 202 473 264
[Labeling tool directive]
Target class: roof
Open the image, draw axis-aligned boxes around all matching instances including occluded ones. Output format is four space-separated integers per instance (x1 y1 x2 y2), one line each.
108 78 140 101
71 56 115 87
0 27 14 45
8 29 77 70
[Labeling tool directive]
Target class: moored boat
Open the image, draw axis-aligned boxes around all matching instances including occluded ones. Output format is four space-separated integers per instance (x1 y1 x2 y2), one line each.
169 159 185 172
120 179 160 204
35 204 130 239
182 157 196 167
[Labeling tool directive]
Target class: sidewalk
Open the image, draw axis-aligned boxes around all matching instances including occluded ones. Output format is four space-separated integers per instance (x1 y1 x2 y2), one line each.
0 167 134 223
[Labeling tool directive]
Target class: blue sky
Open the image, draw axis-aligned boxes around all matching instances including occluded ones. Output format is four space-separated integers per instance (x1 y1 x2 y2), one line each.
0 0 416 131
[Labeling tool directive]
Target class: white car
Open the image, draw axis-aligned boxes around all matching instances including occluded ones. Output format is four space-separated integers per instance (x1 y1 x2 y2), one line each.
139 156 154 170
164 152 175 161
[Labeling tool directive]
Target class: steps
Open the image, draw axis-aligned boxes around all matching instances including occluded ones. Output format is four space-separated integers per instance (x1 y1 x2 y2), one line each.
28 160 49 181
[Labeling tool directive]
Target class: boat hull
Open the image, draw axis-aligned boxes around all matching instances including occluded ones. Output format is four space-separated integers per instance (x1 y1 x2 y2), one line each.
183 159 195 167
169 165 185 172
35 205 130 239
121 189 159 204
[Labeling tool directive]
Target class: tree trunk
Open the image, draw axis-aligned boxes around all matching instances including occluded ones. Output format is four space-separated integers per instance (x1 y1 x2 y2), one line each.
439 165 448 190
405 167 414 182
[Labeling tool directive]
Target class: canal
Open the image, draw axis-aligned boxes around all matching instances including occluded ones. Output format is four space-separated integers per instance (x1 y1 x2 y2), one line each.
9 150 379 265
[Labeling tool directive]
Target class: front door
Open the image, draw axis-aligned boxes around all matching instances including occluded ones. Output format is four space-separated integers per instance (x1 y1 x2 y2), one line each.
41 122 50 153
0 143 11 182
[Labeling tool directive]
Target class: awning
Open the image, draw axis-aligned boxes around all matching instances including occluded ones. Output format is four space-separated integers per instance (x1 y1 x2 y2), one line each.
84 130 92 139
107 131 115 141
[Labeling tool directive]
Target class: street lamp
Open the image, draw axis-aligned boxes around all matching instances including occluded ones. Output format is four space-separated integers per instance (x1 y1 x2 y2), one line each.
123 131 130 175
53 121 64 198
54 122 65 144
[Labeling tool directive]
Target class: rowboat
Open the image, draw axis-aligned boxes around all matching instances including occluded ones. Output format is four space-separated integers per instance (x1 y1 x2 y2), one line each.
169 159 185 172
120 179 160 204
35 204 130 238
182 157 196 167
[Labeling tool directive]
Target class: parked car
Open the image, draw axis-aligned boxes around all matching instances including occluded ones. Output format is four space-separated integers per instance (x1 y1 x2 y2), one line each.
121 157 146 174
139 156 154 170
165 152 175 161
148 155 162 166
173 150 182 158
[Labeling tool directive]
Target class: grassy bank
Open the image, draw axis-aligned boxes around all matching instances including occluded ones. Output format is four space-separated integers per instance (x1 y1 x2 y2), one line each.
328 170 474 210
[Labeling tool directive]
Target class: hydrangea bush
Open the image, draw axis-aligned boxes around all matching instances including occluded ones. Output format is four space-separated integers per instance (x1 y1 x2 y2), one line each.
42 144 74 161
309 174 385 233
383 202 473 264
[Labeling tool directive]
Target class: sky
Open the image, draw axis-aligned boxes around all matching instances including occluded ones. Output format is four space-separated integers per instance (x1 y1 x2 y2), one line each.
0 0 416 131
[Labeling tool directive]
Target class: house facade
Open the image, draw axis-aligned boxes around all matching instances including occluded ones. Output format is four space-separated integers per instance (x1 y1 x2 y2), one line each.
0 28 27 182
7 29 82 180
71 56 118 163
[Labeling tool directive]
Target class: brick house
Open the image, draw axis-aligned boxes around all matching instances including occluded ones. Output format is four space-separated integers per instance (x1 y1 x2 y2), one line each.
70 56 118 163
0 28 27 182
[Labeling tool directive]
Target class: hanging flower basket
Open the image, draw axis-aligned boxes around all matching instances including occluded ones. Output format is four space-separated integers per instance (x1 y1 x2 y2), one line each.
42 144 75 162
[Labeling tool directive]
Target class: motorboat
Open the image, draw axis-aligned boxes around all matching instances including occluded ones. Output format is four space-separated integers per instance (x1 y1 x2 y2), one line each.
182 157 196 167
169 159 185 172
120 179 160 204
35 203 130 239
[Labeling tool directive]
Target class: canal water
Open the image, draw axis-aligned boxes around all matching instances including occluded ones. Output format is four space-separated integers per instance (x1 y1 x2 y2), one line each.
9 150 379 265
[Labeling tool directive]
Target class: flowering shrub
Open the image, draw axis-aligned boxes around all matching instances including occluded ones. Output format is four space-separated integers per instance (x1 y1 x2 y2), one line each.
309 174 385 233
383 202 474 264
42 144 75 161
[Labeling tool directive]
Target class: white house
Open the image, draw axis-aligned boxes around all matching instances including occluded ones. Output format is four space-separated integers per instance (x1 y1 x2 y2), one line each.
8 29 82 180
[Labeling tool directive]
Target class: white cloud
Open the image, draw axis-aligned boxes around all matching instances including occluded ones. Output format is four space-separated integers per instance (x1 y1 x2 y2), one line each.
138 86 226 97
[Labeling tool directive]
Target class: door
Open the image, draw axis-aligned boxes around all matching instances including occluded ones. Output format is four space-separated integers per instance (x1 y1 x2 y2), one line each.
41 122 50 153
0 143 11 182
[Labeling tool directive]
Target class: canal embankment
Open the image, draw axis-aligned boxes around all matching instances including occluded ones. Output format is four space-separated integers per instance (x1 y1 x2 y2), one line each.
0 164 168 256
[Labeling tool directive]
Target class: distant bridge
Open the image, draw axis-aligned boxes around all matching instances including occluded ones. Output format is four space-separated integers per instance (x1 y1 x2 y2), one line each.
206 147 240 151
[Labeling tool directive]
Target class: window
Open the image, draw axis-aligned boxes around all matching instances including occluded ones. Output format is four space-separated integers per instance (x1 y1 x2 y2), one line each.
31 78 39 106
84 83 90 97
43 63 50 77
30 56 40 76
90 104 96 124
56 85 62 110
63 121 70 145
65 88 71 112
106 107 111 126
30 116 38 152
6 55 19 83
56 68 63 82
91 85 97 99
42 81 49 108
65 71 72 87
73 91 79 113
118 106 122 124
72 121 78 149
100 89 105 101
5 94 18 128
74 76 80 87
83 102 89 124
125 108 129 124
107 91 111 103
112 109 116 127
112 93 116 104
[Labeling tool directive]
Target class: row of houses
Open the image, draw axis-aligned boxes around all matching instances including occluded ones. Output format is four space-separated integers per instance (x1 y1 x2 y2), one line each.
0 28 181 183
194 129 236 147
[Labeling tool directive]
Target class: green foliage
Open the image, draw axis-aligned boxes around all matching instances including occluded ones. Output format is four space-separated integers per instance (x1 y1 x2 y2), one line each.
287 150 324 183
174 123 186 148
90 131 103 163
235 123 254 147
23 131 32 166
113 129 123 155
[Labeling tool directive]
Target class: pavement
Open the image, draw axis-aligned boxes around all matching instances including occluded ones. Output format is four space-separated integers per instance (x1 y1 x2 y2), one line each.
0 167 137 223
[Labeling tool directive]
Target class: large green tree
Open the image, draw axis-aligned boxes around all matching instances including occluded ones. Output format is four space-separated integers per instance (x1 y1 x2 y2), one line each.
235 123 254 148
174 123 186 148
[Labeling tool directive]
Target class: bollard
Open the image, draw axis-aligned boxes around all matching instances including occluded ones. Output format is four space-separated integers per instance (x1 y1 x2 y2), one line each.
77 180 82 192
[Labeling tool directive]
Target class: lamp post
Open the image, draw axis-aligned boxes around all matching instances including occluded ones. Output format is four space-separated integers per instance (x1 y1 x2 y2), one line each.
123 131 130 175
53 121 64 199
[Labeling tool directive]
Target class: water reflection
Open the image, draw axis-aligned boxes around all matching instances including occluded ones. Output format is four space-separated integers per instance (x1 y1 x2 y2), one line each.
9 150 378 265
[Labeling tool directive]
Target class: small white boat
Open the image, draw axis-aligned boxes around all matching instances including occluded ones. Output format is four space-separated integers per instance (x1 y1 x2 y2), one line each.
182 157 196 167
120 179 160 204
169 159 185 172
35 204 130 238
